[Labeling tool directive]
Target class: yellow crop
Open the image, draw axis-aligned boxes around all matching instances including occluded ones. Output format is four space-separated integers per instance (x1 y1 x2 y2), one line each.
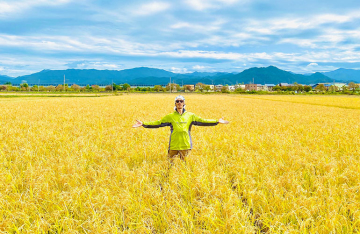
0 94 359 233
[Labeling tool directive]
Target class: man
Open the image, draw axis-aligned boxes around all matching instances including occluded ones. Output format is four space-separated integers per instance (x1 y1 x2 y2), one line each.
132 95 229 162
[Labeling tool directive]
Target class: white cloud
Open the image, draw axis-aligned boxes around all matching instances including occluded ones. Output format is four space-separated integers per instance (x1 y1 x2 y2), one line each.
133 2 171 16
0 2 15 14
300 63 339 73
0 34 171 55
192 65 206 70
162 50 243 60
278 26 360 51
184 0 243 11
184 0 211 11
314 14 352 24
307 62 318 67
170 19 225 33
170 22 192 29
0 55 67 76
244 10 360 38
170 67 189 73
0 0 72 16
279 38 318 48
74 61 121 70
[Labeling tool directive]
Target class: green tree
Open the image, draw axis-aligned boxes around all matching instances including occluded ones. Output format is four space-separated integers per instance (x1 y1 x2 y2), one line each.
9 86 19 91
297 84 304 92
5 82 11 85
234 87 245 93
342 85 348 93
221 86 230 93
20 83 29 91
55 84 63 91
46 85 56 92
328 85 338 93
273 85 281 91
92 85 100 92
21 83 29 88
348 82 359 92
204 85 211 92
122 83 131 91
195 83 206 92
304 85 312 92
166 83 180 92
31 85 38 91
285 86 293 91
315 84 326 92
71 84 81 92
105 85 113 91
112 83 121 91
154 85 163 92
293 83 304 92
4 85 12 91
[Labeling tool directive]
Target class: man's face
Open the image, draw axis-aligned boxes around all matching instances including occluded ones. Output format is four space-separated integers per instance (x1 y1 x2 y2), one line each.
175 99 184 109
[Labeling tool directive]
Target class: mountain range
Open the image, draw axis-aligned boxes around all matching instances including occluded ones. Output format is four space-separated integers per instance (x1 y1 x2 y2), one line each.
321 68 360 82
1 66 360 86
0 75 13 84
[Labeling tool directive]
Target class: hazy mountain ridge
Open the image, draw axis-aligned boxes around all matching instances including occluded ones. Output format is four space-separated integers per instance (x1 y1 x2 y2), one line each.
0 66 357 85
321 68 360 82
0 75 13 83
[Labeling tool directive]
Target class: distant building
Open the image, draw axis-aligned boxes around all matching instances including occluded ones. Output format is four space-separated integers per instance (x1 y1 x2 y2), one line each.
256 84 268 91
312 83 336 90
333 83 347 90
235 84 246 90
265 84 276 91
245 84 257 91
215 84 223 91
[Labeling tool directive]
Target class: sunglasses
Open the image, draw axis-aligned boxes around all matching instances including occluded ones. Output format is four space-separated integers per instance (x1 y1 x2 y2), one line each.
176 100 184 103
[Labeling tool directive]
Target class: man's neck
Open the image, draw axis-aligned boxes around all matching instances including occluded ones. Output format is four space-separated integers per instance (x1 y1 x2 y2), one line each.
177 108 183 115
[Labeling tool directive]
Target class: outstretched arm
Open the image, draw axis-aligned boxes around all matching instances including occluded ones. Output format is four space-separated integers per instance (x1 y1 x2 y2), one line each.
133 115 171 128
193 114 219 126
193 114 230 126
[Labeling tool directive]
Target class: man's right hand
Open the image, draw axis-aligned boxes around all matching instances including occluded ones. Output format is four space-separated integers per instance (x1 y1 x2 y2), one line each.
132 120 143 128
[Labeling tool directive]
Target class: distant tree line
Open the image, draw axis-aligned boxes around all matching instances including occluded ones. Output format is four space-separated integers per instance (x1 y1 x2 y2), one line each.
0 82 184 93
0 83 131 92
1 81 359 94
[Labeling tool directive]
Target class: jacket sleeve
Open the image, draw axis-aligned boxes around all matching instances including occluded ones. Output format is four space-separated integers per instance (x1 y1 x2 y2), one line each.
192 114 219 126
143 115 171 128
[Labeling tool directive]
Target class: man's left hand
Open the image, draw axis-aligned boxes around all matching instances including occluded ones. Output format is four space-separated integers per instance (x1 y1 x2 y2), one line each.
219 117 229 124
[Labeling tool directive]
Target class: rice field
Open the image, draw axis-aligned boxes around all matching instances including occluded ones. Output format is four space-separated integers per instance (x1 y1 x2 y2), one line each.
0 94 359 233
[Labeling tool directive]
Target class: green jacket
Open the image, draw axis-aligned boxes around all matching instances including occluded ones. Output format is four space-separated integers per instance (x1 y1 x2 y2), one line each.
143 110 218 150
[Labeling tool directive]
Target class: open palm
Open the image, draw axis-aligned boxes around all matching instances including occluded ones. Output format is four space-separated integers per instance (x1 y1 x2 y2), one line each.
132 120 143 128
219 118 229 124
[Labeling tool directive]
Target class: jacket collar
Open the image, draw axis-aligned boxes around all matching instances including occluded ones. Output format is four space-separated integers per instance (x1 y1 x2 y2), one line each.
175 108 186 115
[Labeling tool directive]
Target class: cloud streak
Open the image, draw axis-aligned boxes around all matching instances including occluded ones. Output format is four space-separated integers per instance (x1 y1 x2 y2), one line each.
132 1 171 16
0 0 72 16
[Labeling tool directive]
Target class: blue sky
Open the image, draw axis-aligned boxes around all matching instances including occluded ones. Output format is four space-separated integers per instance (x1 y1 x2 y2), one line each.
1 0 360 77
